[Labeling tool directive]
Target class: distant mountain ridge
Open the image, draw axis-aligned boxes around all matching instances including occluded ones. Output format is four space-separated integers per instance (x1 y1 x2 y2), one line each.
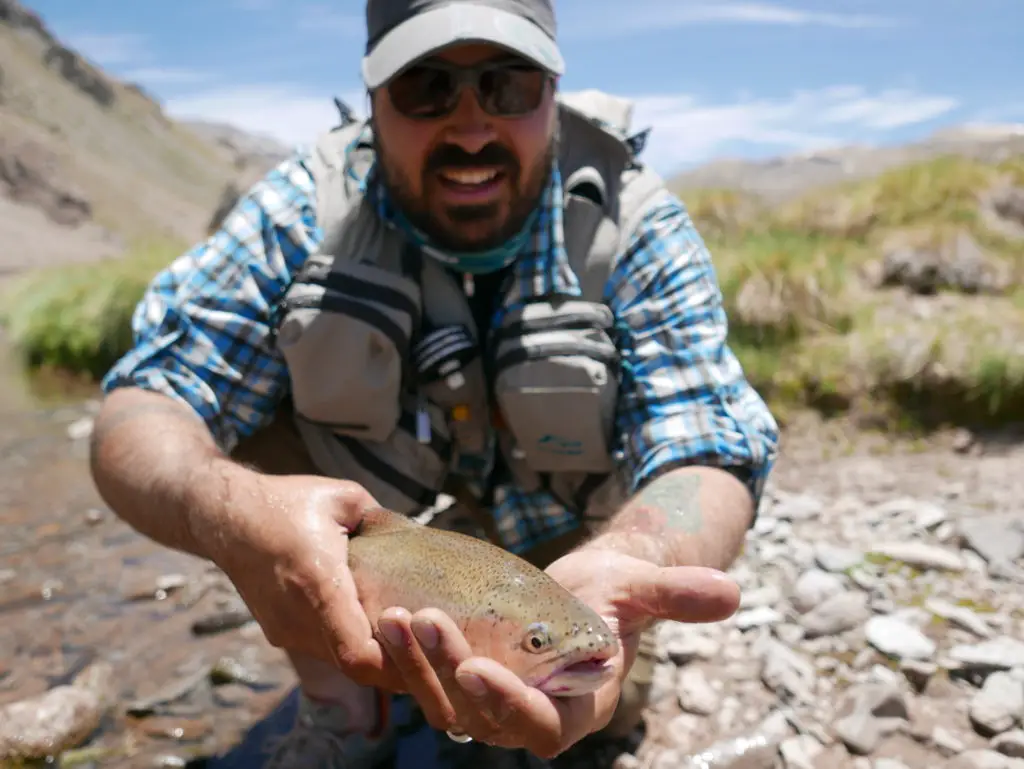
669 123 1024 202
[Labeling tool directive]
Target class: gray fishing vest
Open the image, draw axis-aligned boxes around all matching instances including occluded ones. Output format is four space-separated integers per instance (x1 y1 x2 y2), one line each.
272 89 674 527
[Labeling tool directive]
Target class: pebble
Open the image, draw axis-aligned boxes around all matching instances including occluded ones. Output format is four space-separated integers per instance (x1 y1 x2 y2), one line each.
865 615 937 660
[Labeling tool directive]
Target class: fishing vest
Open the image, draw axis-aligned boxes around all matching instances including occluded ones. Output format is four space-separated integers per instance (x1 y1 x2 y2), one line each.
271 89 675 527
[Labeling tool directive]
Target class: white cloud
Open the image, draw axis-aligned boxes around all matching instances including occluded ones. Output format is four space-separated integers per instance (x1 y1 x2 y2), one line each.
563 1 898 38
165 86 368 150
164 83 959 173
628 86 960 171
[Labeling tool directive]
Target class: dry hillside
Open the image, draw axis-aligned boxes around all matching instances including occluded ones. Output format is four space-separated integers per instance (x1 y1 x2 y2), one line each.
0 0 289 279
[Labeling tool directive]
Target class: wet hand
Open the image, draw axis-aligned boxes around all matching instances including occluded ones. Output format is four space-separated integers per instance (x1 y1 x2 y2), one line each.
374 549 739 758
203 473 407 692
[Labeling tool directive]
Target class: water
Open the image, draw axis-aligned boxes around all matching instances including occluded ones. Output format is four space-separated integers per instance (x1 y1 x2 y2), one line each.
0 333 299 767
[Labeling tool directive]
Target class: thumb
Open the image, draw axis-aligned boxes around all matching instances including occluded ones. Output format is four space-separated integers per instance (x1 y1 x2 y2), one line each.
623 562 740 624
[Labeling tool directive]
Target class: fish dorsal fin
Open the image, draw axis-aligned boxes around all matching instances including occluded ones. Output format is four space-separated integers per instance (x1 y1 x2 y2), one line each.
355 506 419 537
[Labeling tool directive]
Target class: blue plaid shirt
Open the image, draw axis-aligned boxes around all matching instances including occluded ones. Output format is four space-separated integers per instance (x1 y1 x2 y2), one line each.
101 130 779 555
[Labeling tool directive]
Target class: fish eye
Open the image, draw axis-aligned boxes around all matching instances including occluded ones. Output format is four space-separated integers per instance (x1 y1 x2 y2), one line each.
523 622 553 653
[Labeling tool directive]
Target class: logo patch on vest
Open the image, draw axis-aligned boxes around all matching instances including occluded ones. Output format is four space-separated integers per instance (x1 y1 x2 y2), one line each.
537 434 583 455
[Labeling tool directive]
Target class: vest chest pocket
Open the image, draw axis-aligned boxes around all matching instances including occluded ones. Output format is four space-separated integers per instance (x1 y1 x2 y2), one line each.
491 300 619 474
273 260 421 443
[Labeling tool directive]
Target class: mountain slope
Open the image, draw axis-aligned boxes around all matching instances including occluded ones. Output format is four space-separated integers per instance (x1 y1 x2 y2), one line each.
669 124 1024 203
0 0 290 278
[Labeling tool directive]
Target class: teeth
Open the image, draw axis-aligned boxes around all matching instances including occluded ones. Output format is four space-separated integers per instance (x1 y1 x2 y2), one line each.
440 169 498 185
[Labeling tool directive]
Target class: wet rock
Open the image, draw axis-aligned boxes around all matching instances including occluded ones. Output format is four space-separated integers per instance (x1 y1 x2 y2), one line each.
135 716 211 742
0 662 114 760
865 615 936 660
969 672 1024 737
190 605 254 636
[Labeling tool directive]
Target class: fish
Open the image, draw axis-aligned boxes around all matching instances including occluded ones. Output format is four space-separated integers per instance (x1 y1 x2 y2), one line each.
347 506 620 698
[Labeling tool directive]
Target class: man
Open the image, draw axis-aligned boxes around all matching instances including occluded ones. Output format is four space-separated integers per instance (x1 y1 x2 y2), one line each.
88 0 780 766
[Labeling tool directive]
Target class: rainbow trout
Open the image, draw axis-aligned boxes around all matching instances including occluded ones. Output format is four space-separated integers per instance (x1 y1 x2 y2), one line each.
348 507 619 697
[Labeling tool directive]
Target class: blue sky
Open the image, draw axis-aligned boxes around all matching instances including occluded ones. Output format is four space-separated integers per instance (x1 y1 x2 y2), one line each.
26 0 1024 176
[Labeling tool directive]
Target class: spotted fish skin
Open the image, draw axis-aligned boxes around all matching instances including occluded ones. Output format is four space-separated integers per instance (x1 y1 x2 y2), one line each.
347 507 619 696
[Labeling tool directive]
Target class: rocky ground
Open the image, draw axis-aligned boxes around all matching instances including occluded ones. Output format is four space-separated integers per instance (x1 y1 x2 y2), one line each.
623 420 1024 769
1 401 1023 769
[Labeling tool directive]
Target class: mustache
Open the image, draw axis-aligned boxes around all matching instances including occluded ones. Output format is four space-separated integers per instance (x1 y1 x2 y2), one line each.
425 143 519 175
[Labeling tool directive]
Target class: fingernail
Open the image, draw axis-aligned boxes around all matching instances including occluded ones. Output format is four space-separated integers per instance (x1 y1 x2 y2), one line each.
412 620 438 650
379 620 403 647
457 671 487 698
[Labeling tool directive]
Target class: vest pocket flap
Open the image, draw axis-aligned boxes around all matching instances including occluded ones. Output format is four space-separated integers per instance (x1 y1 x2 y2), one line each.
491 299 618 475
274 262 421 443
294 396 450 516
494 359 616 474
491 299 614 339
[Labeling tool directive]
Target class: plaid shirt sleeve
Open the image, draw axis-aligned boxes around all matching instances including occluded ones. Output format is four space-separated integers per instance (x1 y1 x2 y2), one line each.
606 192 780 507
100 154 320 451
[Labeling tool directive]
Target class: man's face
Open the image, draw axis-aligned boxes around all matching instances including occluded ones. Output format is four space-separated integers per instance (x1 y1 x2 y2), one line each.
371 43 558 252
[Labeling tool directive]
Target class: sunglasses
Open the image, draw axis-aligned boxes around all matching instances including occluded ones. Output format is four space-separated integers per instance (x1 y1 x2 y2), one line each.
386 58 551 120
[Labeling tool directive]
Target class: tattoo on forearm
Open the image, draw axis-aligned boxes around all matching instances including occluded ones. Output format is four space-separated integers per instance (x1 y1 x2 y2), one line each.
618 471 705 536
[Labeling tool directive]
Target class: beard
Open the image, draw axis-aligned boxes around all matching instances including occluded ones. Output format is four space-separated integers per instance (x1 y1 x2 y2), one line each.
373 122 559 253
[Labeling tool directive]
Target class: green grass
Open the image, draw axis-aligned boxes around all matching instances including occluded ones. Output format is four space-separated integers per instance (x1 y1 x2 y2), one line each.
680 152 1024 430
0 239 185 380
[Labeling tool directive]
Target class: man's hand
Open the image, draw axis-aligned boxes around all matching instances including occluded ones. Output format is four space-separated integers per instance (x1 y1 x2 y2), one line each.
372 547 739 758
195 472 407 692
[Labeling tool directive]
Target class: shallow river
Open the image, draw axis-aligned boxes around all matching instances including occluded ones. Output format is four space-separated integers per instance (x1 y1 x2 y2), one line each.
0 334 303 768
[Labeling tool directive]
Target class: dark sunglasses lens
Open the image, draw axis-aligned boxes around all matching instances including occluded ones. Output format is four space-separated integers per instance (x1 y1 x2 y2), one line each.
480 66 547 116
388 66 457 118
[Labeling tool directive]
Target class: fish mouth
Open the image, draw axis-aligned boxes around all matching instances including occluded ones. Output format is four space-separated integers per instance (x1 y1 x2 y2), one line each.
532 653 617 698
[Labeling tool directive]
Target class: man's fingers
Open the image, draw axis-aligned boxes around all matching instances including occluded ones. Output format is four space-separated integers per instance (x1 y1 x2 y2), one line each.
454 657 598 758
625 562 741 624
376 608 457 730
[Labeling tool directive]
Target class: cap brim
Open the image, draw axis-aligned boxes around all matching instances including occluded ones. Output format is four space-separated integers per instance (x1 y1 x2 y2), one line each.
362 4 564 90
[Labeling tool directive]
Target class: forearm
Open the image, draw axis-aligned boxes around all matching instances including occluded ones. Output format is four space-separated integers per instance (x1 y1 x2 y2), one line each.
88 386 253 563
582 465 753 571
